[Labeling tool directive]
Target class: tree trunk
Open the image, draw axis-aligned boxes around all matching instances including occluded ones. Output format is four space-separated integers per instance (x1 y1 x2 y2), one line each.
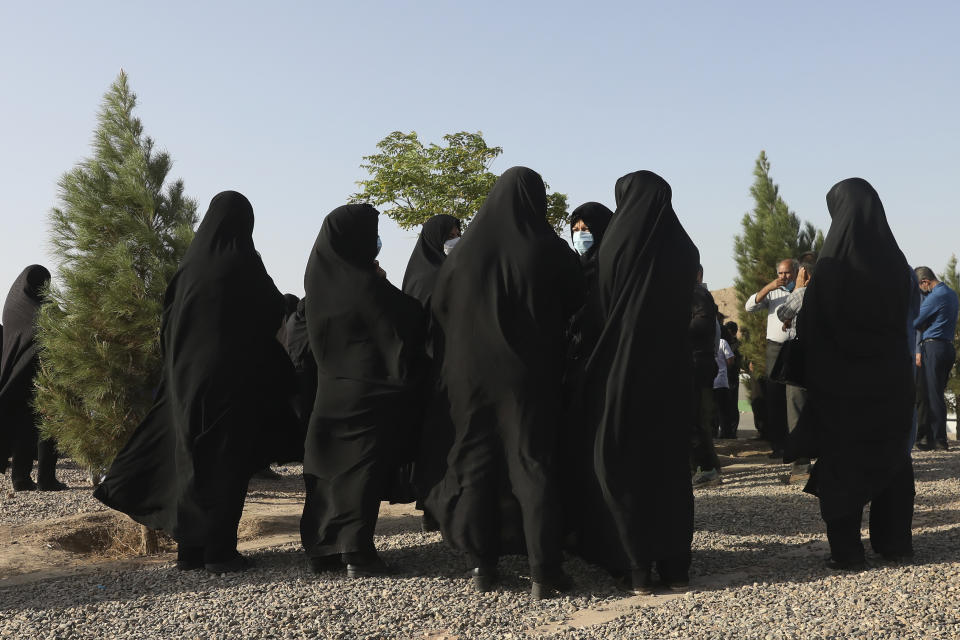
141 525 159 555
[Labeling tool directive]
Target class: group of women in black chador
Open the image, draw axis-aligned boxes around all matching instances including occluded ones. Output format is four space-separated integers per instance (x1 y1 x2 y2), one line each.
3 168 918 596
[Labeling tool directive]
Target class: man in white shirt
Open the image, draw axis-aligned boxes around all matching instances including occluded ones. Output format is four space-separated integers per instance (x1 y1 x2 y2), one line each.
744 259 797 457
776 259 815 482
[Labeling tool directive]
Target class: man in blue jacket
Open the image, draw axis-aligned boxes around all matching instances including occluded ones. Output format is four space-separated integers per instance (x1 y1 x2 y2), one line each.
914 266 959 450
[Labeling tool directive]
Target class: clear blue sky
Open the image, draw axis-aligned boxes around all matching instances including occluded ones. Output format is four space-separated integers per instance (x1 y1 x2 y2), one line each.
2 1 957 298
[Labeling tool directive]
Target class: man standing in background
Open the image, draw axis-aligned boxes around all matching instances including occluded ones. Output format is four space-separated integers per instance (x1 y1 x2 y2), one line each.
744 259 798 458
914 266 959 450
777 259 815 482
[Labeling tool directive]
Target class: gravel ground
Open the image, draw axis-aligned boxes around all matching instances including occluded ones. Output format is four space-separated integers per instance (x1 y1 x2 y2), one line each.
0 462 304 527
0 459 107 525
2 449 960 639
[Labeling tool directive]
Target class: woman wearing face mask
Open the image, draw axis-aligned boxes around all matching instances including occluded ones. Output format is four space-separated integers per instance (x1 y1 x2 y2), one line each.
559 203 619 568
401 214 462 308
399 214 462 525
301 204 428 577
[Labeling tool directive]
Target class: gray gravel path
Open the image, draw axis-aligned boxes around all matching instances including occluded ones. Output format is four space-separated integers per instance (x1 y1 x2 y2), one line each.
1 459 107 526
2 449 959 639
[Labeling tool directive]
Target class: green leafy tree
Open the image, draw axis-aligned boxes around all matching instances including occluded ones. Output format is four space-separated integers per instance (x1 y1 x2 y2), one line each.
939 255 960 417
35 72 197 478
733 151 824 378
351 130 569 232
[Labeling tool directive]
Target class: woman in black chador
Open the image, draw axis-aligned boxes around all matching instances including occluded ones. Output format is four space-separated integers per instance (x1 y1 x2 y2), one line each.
402 214 462 307
425 167 584 599
0 265 66 492
300 204 427 577
283 297 316 431
94 191 302 572
401 214 462 524
565 202 613 373
560 202 620 565
587 171 698 593
790 178 917 569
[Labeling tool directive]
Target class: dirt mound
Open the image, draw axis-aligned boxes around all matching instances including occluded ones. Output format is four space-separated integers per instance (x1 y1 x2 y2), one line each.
47 512 177 556
238 514 300 540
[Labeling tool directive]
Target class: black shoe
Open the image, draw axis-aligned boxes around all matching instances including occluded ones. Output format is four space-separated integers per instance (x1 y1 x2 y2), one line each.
420 512 440 533
12 478 37 491
205 553 251 573
309 555 343 573
37 479 68 491
469 566 498 593
768 448 785 459
936 441 950 451
176 547 203 571
531 572 572 600
346 557 392 578
252 467 282 480
879 549 914 563
915 440 935 451
630 567 655 595
825 555 866 571
662 578 690 592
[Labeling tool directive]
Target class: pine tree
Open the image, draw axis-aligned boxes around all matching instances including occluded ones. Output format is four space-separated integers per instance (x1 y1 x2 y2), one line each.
939 255 960 417
35 72 197 478
733 151 823 378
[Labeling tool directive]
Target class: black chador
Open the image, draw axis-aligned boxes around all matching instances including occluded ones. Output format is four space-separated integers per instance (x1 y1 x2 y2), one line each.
586 171 698 593
791 178 917 567
560 202 620 566
94 191 302 572
401 214 462 516
0 265 64 491
283 297 316 432
425 167 584 598
402 214 461 308
276 293 301 345
300 204 427 576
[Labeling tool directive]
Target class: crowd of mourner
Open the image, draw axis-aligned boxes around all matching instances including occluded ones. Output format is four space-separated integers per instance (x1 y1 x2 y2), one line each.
1 169 957 599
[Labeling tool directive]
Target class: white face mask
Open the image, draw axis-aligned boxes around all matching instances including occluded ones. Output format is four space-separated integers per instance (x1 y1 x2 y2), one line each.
572 230 594 255
443 237 460 255
376 235 382 257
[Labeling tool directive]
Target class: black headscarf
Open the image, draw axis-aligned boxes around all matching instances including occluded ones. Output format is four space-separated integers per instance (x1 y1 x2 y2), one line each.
569 201 612 261
94 191 301 545
305 204 426 397
282 293 300 317
800 178 914 396
402 214 461 307
0 265 49 401
431 167 584 400
277 293 301 344
587 171 698 576
793 178 916 518
284 298 311 371
300 204 427 558
0 265 50 464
